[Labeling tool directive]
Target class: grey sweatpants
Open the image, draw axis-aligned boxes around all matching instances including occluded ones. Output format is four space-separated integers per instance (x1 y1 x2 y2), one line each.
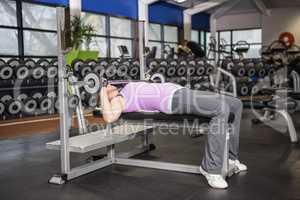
171 88 243 174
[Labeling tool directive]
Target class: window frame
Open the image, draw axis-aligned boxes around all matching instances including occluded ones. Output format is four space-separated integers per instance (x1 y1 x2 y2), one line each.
218 28 262 60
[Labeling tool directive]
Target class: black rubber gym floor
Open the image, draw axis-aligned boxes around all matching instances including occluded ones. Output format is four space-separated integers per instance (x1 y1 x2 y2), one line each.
1 110 300 200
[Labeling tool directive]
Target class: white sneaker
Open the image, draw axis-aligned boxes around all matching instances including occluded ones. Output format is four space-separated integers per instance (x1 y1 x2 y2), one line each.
229 159 248 173
199 167 228 189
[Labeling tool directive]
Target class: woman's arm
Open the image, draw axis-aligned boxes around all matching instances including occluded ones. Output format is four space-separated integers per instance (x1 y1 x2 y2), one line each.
100 87 124 123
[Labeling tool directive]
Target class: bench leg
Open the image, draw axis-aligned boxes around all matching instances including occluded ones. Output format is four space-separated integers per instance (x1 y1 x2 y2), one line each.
276 110 298 143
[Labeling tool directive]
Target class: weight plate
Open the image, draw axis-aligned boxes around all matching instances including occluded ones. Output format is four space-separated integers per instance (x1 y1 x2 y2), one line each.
47 66 58 79
50 58 58 66
206 66 214 75
122 61 130 66
197 60 205 66
32 92 43 99
196 66 205 76
80 65 92 77
176 66 186 76
83 73 101 94
237 68 246 77
24 98 38 114
0 65 13 80
94 65 106 77
170 60 178 67
187 67 196 76
88 95 97 108
87 60 97 66
72 59 84 72
258 69 266 78
188 60 196 66
0 58 6 67
47 91 57 99
24 59 36 68
39 97 53 112
117 65 128 77
160 60 168 66
129 66 139 77
150 73 166 83
7 58 21 67
55 99 60 111
16 65 30 79
37 59 50 67
7 100 22 115
17 93 28 102
105 65 117 78
157 66 166 75
149 61 158 69
239 85 249 96
32 66 45 79
0 101 4 114
180 60 187 66
247 68 256 77
68 95 79 109
1 94 13 103
99 60 108 67
166 66 176 77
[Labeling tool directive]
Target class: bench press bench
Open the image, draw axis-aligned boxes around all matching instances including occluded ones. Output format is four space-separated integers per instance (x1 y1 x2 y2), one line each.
47 111 236 184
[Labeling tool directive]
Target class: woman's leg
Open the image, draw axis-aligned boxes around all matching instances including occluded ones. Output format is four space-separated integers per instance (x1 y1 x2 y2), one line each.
223 95 243 161
171 88 230 174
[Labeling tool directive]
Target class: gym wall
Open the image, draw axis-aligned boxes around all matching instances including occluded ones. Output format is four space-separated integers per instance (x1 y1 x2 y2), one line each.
262 7 300 46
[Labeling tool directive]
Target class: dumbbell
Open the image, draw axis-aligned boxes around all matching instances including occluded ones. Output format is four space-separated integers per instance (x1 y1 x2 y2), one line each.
98 60 109 67
72 59 85 75
255 62 266 78
24 59 36 68
7 58 21 68
0 58 6 67
94 64 106 77
231 62 246 77
68 95 80 110
0 101 5 118
148 60 159 70
187 66 196 77
176 65 186 77
128 66 140 79
6 99 22 117
105 64 117 79
47 65 58 79
237 83 250 96
86 59 97 67
177 77 187 86
166 66 176 77
15 65 30 80
0 65 14 80
17 93 28 102
37 59 50 67
31 91 43 100
50 58 58 66
245 62 256 77
23 97 38 115
117 64 129 78
47 91 57 99
39 96 55 114
80 64 92 78
0 94 13 103
86 94 98 108
32 65 46 80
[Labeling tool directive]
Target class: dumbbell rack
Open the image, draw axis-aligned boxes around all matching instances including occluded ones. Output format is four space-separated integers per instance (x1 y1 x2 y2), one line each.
0 58 59 122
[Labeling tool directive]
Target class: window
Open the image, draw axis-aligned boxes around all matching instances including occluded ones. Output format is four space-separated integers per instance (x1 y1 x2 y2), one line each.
109 17 133 58
81 12 107 57
22 2 57 56
0 0 17 26
149 23 161 41
218 29 262 59
163 25 178 43
191 30 199 43
148 23 179 59
0 0 18 55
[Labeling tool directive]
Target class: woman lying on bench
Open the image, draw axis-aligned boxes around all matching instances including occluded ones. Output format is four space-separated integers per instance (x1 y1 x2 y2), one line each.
100 81 247 189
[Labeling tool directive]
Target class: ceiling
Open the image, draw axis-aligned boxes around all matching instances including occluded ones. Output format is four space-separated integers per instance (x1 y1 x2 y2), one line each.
164 0 300 9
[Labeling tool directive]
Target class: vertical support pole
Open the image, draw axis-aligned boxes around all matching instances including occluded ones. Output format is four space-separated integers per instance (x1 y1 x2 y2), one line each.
57 7 71 175
210 16 218 65
69 0 81 18
183 13 192 41
138 21 146 80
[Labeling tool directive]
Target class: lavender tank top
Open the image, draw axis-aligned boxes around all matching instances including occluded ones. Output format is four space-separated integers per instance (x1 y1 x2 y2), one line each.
120 82 183 113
